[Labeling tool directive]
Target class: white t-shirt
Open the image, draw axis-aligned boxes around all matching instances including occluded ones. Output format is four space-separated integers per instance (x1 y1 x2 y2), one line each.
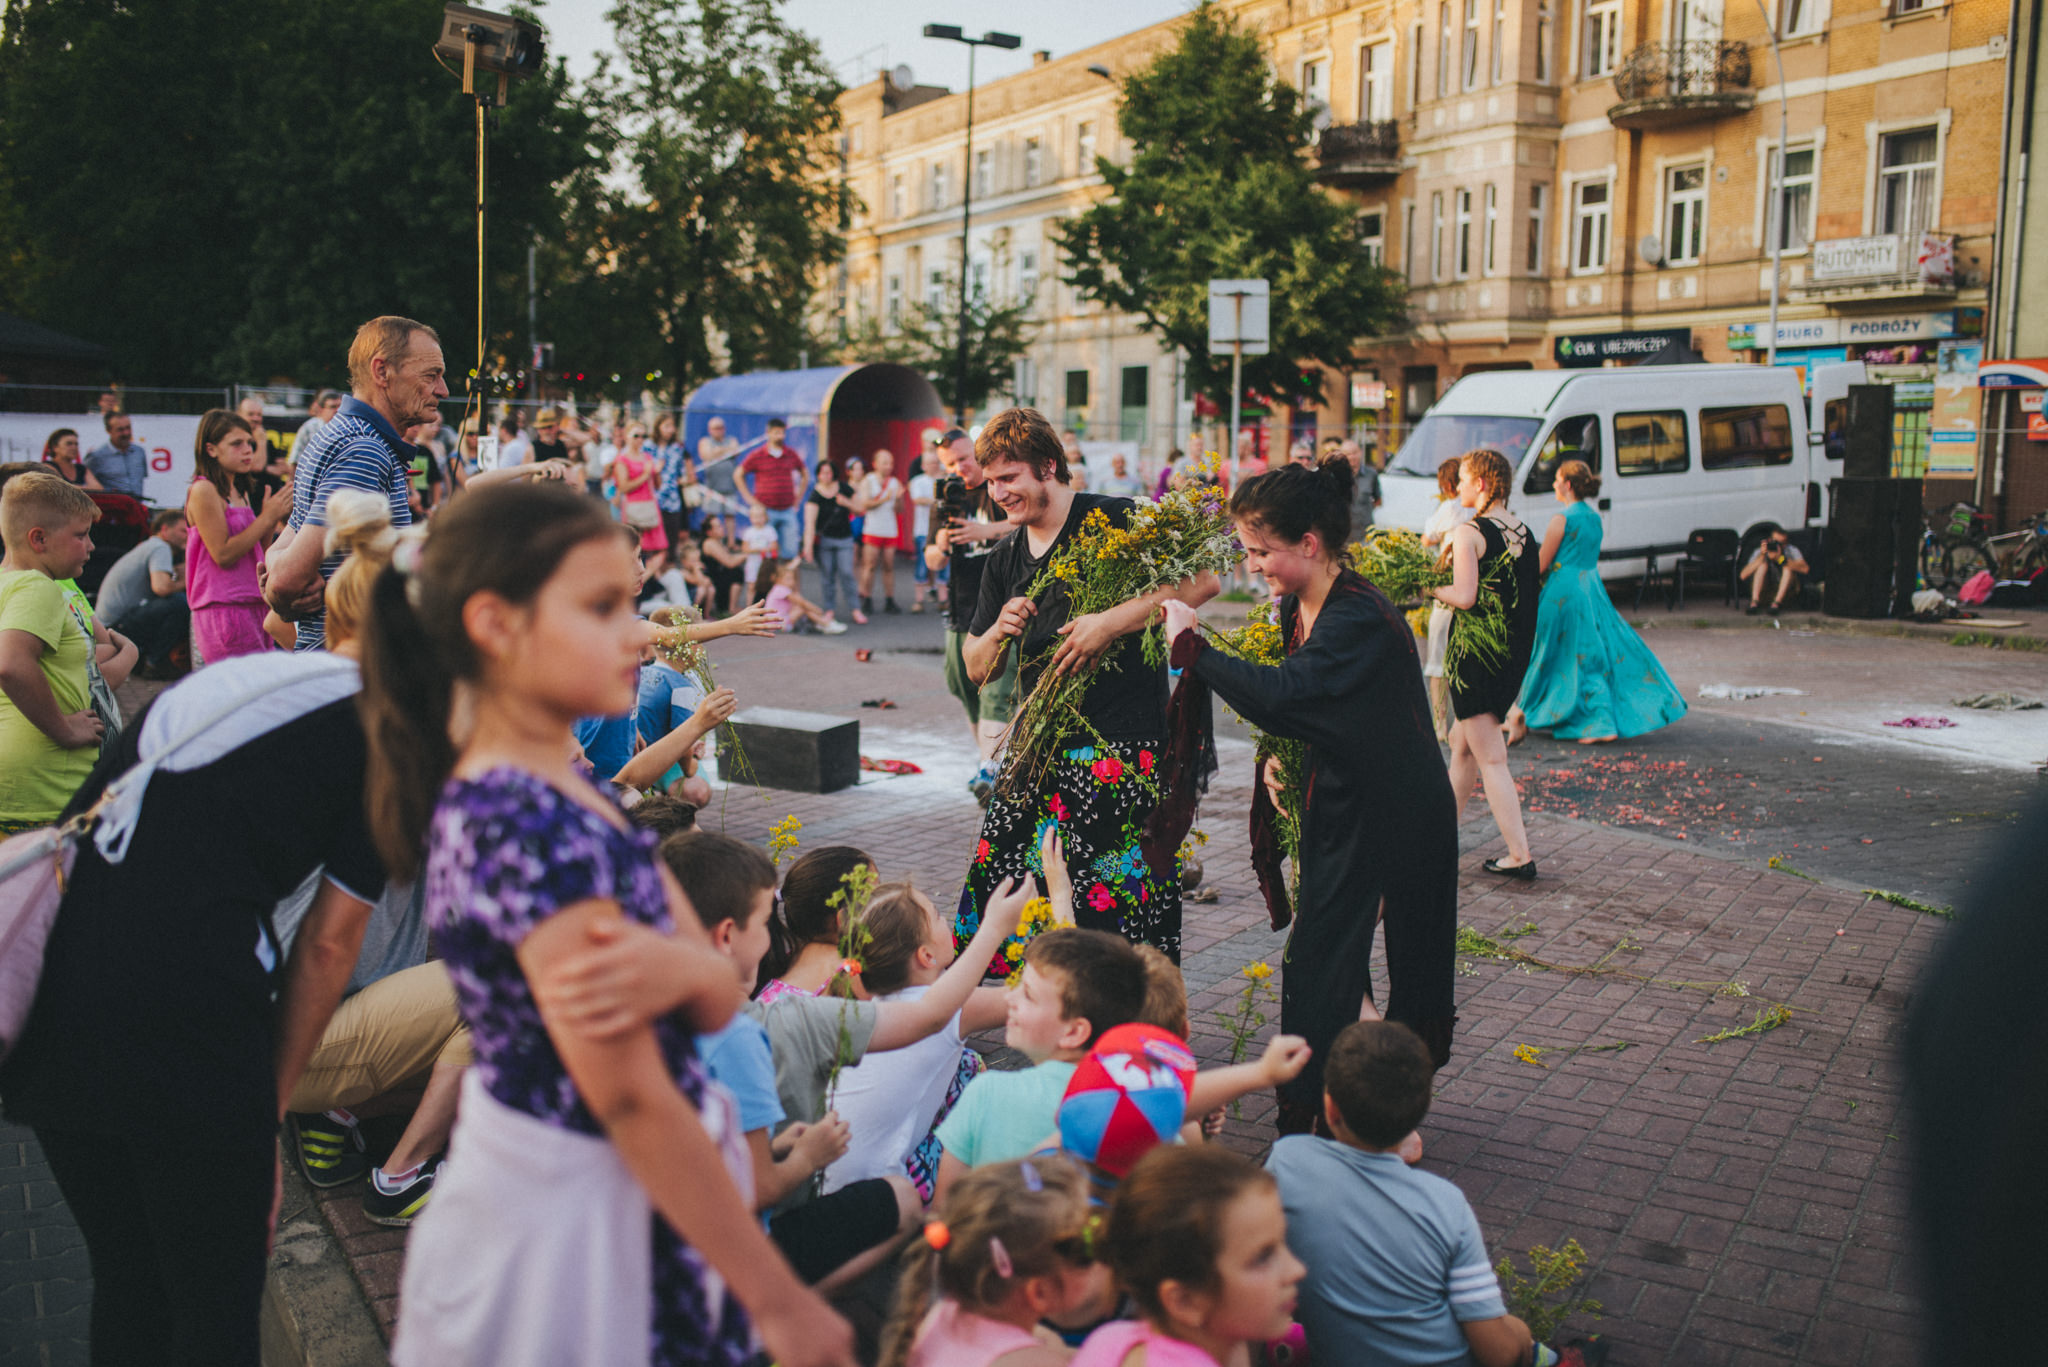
740 523 779 580
860 475 903 540
820 985 964 1195
498 433 532 467
1423 497 1473 542
908 473 936 538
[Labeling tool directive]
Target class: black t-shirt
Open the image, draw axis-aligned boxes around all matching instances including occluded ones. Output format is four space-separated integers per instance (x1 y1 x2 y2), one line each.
0 697 387 1138
944 481 1008 632
970 492 1166 741
531 437 568 466
809 484 853 541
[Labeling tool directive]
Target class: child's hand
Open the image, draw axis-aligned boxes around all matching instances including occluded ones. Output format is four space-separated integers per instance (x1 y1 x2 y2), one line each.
1257 1034 1312 1087
1038 826 1075 926
791 1111 851 1172
1201 1107 1226 1139
693 687 738 729
978 876 1034 947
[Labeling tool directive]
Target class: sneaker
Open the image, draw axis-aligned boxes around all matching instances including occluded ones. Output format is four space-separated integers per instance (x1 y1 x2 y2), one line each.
884 598 901 614
967 763 997 805
362 1158 441 1228
822 619 850 635
287 1110 368 1189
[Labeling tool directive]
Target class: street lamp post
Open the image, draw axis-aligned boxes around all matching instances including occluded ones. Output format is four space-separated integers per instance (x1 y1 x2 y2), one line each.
924 24 1022 425
1751 0 1790 367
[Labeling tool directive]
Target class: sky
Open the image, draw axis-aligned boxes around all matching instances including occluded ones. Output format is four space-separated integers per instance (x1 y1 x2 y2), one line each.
534 0 1190 90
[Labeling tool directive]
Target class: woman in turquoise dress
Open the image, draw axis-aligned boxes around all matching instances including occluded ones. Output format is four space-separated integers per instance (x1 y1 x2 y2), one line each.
1505 460 1687 745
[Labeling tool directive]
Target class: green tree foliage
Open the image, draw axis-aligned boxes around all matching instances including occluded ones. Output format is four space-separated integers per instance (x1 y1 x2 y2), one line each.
555 0 850 402
1053 2 1407 412
837 282 1035 417
0 0 599 388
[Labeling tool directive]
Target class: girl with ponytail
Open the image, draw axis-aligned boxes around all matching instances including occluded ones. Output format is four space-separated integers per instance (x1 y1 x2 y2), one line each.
1430 448 1541 880
363 481 855 1367
879 1155 1105 1367
1159 457 1459 1134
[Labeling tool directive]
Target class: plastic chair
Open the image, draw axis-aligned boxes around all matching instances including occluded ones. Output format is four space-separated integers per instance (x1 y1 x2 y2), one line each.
1672 528 1741 608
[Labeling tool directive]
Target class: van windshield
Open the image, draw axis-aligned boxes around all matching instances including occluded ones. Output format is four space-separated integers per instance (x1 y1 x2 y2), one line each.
1389 414 1542 479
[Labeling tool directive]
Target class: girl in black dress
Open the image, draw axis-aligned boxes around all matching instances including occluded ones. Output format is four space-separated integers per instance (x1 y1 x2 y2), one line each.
1162 458 1459 1133
1432 448 1540 879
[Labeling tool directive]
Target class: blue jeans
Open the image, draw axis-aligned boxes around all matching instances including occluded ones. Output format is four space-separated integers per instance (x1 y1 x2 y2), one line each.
814 537 855 618
765 505 801 559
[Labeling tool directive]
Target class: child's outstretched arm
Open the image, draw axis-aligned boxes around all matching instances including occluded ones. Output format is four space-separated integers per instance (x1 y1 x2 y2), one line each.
867 877 1029 1051
960 985 1008 1035
613 687 737 792
1184 1034 1312 1117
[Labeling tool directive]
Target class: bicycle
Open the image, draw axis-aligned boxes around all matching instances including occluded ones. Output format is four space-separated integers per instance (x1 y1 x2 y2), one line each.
1985 508 2048 577
1919 502 1996 594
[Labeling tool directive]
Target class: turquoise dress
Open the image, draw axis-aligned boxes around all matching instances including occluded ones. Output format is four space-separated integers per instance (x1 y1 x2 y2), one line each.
1515 502 1687 740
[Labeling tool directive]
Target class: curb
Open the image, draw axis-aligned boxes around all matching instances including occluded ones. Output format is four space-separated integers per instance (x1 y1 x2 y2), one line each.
261 1161 389 1367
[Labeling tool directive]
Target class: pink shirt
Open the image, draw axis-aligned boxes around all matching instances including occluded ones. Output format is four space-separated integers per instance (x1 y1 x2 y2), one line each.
906 1301 1040 1367
1070 1321 1225 1367
766 583 797 630
186 485 264 608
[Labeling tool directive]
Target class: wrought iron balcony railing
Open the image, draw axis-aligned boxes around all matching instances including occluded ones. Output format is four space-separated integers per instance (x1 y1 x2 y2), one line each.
1315 120 1402 184
1608 40 1753 128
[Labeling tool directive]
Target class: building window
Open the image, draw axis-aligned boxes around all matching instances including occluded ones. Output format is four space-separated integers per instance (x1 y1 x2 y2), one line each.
1410 21 1425 105
1064 369 1091 433
1536 0 1554 80
1023 137 1043 188
1463 0 1481 88
1893 0 1933 13
1878 126 1939 242
1431 191 1446 281
1438 3 1453 96
1483 183 1499 274
1455 188 1475 277
1492 0 1507 83
1781 0 1826 35
1574 179 1611 273
1302 58 1330 125
969 259 988 300
930 161 949 211
1361 41 1394 119
1615 410 1691 475
1019 249 1039 300
1119 365 1150 443
974 149 991 200
1360 209 1386 265
927 269 947 310
1769 144 1816 251
1527 183 1548 272
890 173 906 219
1665 164 1707 264
1076 121 1097 176
1585 0 1622 77
1405 202 1419 283
886 274 902 326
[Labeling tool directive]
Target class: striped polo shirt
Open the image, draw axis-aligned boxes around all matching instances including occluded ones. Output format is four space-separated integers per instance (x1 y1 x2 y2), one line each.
287 396 414 651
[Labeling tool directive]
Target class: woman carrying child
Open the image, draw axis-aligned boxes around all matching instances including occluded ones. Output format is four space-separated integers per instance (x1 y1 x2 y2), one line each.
1161 457 1458 1134
186 408 290 662
356 482 852 1367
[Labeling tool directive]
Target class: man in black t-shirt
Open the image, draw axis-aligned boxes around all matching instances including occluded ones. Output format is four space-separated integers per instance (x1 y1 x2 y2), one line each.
925 427 1016 800
955 407 1219 962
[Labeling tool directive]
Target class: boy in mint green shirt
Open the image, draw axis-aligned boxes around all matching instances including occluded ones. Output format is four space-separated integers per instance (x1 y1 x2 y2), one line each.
0 475 113 829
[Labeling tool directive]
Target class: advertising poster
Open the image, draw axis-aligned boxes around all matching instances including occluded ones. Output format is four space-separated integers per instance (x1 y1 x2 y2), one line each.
1929 341 1982 478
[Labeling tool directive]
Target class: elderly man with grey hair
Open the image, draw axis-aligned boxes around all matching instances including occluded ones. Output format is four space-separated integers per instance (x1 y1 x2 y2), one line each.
1341 437 1381 542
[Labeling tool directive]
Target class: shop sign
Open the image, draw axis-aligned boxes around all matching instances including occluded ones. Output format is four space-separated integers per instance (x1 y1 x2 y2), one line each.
1729 318 1840 349
2028 412 2048 442
1842 311 1956 343
1553 327 1691 367
1349 375 1387 410
1771 346 1849 371
1812 235 1901 281
1978 359 2048 388
1929 340 1983 478
2021 392 2044 413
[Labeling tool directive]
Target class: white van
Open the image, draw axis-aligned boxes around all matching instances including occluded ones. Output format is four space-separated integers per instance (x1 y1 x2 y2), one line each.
1377 362 1868 578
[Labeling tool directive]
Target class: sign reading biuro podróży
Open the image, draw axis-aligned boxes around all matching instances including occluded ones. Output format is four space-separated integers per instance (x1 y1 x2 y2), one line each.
1552 328 1692 368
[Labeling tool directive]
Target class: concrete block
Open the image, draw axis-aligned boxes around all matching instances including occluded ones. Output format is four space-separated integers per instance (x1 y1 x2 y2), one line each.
723 708 859 794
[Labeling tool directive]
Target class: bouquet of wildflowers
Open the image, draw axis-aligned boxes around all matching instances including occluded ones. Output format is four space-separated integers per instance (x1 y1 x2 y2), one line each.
1202 605 1305 901
999 456 1240 785
1344 528 1510 692
652 607 757 789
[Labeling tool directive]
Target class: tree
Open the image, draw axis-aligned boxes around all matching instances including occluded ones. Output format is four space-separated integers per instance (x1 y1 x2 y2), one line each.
563 0 850 402
836 284 1036 416
1053 2 1408 413
0 0 600 388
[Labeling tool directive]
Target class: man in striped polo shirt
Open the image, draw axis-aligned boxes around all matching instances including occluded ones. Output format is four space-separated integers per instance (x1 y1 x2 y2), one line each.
265 317 446 651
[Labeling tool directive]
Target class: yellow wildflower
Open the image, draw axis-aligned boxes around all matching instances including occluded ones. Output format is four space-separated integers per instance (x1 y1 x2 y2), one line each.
1243 961 1275 984
1512 1044 1547 1068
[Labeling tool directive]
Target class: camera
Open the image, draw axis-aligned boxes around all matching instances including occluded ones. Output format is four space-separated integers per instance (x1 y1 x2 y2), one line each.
937 474 982 529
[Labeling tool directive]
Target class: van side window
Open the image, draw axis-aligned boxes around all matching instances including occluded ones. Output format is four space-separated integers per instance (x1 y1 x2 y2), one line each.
1700 405 1794 470
1614 410 1690 476
1822 398 1848 462
1523 414 1601 494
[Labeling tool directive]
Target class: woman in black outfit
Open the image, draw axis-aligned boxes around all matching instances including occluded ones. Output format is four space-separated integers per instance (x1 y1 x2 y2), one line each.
1433 447 1541 878
1162 458 1458 1134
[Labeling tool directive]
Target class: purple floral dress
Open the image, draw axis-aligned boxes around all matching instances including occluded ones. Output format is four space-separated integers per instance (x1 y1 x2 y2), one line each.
425 767 753 1367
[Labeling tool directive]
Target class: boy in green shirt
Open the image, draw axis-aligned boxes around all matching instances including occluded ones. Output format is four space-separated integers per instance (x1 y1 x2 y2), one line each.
0 474 110 830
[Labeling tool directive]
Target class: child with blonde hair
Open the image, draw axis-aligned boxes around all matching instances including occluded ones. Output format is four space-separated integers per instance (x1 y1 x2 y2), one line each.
881 1155 1108 1367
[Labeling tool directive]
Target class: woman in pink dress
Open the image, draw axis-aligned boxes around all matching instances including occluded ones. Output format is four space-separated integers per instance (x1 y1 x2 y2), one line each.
611 425 669 576
184 409 288 663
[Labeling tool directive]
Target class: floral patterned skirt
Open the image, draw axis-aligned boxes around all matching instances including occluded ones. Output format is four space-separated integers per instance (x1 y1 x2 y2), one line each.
955 739 1181 968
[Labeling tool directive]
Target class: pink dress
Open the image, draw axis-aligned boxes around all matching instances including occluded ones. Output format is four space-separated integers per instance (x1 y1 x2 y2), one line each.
1070 1321 1226 1367
187 486 271 663
765 583 799 631
616 449 668 552
906 1301 1041 1367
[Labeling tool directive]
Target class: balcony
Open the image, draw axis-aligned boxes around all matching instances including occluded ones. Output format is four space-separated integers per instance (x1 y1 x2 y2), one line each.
1793 233 1959 303
1607 40 1753 129
1315 120 1402 186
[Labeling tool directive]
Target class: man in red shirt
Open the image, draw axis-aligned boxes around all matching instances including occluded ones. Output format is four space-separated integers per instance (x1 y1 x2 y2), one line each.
738 417 808 558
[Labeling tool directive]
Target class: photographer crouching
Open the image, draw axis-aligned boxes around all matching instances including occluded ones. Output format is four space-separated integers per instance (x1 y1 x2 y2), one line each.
925 427 1017 803
1741 525 1808 616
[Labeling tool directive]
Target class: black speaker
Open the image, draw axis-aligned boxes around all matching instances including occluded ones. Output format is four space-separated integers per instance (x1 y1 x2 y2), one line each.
1842 385 1895 480
1825 477 1922 618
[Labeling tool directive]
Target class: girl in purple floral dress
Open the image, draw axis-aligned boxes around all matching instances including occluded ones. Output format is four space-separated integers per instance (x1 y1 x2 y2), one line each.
356 483 853 1367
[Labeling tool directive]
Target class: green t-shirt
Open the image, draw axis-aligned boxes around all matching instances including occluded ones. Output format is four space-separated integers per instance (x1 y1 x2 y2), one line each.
0 570 95 823
934 1059 1079 1168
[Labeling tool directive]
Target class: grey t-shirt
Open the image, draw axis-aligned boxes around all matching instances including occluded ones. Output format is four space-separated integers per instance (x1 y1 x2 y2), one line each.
95 538 173 627
272 871 427 996
743 992 879 1211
